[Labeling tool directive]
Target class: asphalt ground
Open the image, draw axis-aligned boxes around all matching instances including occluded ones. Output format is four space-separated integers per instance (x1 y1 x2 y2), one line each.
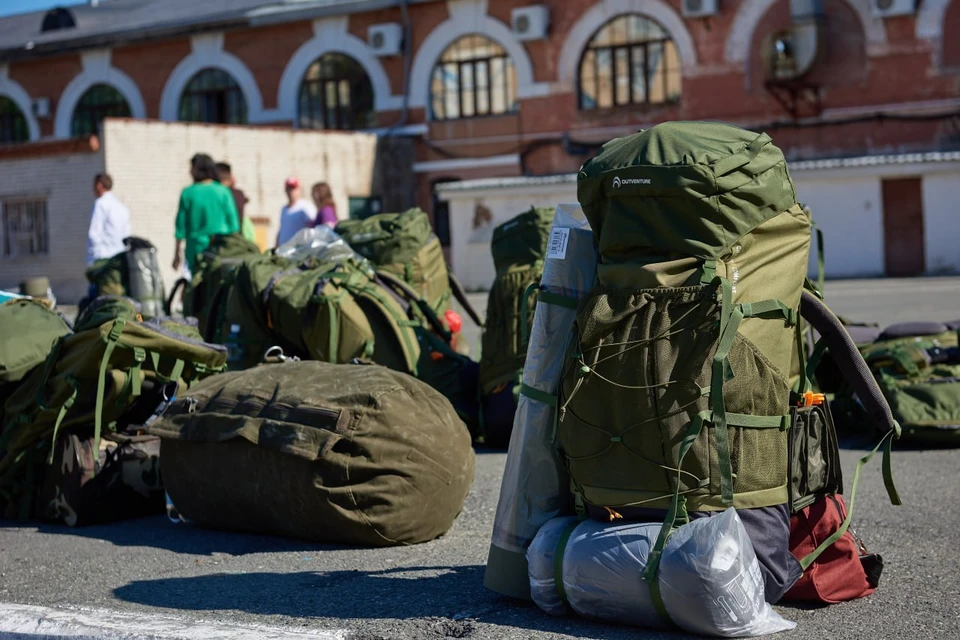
2 277 960 639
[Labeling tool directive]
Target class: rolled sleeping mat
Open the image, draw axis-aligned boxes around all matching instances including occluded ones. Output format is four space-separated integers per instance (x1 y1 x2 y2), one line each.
527 510 795 638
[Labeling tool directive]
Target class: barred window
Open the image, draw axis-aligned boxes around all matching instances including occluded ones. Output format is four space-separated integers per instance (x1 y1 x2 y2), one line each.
579 15 682 110
299 53 375 130
2 198 48 258
430 35 517 120
0 97 29 144
71 84 131 138
178 68 248 125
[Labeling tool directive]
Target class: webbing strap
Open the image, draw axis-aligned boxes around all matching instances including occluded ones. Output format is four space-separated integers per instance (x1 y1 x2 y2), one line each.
795 317 810 395
740 299 797 325
725 411 790 429
712 278 741 505
149 351 185 383
327 295 339 363
814 225 825 296
519 383 557 407
806 338 829 382
552 521 579 608
519 283 539 349
130 347 146 398
538 290 578 310
94 318 126 464
800 426 901 569
46 382 78 464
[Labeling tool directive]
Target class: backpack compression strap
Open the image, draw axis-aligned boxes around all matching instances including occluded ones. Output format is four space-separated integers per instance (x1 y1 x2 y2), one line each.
448 273 484 328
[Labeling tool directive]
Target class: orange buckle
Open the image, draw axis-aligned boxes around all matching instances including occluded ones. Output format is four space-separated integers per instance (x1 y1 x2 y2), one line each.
800 391 826 407
430 351 444 362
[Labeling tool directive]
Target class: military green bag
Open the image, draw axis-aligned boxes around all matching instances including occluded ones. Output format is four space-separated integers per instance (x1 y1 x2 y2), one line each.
555 122 902 598
336 209 483 333
149 361 476 546
0 300 227 519
823 322 960 444
0 298 73 389
480 207 555 393
166 233 262 336
85 237 166 318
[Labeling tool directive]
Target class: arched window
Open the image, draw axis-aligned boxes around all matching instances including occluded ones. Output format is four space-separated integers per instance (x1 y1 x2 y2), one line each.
71 84 131 138
298 53 375 130
430 35 516 120
0 97 29 144
178 68 248 125
578 15 681 110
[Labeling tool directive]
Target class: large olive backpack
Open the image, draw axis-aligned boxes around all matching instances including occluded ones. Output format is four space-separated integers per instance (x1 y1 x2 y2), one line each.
559 122 901 604
85 237 166 318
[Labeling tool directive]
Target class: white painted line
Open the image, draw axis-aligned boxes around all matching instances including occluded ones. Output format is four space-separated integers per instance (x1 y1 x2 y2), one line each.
0 603 347 640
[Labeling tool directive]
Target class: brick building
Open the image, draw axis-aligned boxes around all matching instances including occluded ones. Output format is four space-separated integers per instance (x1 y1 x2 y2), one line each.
0 0 958 290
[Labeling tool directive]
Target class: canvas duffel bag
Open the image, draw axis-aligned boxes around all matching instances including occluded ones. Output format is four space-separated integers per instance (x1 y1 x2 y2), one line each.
149 361 475 546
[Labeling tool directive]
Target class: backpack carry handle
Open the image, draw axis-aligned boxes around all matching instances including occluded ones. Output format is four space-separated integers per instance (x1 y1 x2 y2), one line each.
376 270 452 341
165 278 188 317
448 273 484 328
799 290 899 436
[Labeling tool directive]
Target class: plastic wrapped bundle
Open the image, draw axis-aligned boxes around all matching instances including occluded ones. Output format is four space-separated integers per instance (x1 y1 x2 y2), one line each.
485 204 597 599
275 226 362 265
527 509 796 638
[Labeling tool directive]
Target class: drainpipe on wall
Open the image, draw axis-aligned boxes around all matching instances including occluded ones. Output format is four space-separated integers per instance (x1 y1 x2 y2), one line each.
386 0 412 134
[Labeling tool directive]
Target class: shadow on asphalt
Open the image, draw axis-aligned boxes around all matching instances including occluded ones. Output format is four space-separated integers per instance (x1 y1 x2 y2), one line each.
112 565 681 638
0 515 329 556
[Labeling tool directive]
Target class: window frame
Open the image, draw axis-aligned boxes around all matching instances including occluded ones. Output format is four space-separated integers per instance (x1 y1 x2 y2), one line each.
2 197 49 258
298 53 376 131
70 83 132 138
178 68 248 125
577 15 682 112
430 35 518 121
0 97 30 145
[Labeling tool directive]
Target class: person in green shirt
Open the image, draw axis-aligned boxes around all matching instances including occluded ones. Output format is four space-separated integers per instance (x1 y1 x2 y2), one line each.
173 153 240 275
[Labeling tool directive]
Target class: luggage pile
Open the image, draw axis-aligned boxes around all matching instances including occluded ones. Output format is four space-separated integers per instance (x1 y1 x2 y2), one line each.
486 122 905 636
0 295 227 524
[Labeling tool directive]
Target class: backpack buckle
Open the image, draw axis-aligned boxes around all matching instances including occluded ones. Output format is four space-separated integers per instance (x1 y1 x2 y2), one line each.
799 391 826 407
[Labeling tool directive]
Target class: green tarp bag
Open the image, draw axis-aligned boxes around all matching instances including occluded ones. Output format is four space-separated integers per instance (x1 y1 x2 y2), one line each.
826 322 960 444
85 237 166 318
0 301 227 519
479 206 555 394
0 298 72 389
149 360 476 546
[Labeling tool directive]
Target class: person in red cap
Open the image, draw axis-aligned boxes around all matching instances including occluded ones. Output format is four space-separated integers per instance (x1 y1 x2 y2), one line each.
276 176 318 246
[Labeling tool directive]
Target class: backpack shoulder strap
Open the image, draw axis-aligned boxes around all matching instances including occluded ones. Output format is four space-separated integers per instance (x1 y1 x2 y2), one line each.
448 272 484 328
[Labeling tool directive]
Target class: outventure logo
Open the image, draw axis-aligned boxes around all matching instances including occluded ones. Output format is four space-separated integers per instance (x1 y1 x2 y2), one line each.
612 175 651 188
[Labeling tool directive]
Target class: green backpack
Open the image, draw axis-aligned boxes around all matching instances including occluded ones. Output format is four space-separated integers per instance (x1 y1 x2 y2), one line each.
479 206 555 394
555 122 901 590
336 209 483 332
0 299 73 391
167 233 262 335
85 237 166 318
824 322 960 444
0 298 227 519
149 360 475 546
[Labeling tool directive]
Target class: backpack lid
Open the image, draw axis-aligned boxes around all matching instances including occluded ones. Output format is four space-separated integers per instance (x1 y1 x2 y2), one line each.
491 206 556 271
577 121 798 262
0 298 72 385
335 208 434 266
74 295 141 333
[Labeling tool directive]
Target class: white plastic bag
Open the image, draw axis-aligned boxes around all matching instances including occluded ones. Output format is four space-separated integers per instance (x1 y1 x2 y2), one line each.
274 226 361 265
527 509 796 638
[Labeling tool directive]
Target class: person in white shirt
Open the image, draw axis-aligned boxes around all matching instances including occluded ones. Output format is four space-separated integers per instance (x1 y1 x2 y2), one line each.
85 173 131 266
276 176 317 246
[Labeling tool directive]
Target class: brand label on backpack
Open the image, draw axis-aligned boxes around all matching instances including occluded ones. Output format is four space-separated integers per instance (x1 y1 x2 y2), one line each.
546 228 570 260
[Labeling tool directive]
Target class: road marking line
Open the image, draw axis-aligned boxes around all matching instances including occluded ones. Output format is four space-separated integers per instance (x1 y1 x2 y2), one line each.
0 603 347 639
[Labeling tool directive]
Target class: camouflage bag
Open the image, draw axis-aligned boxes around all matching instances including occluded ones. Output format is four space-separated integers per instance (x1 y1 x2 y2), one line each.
479 207 555 447
37 431 163 526
149 361 475 546
0 296 227 519
85 237 166 318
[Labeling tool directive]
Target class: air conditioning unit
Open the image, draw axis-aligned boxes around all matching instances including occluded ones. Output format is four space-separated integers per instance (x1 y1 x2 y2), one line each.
368 23 403 57
682 0 719 18
763 23 820 81
31 98 50 119
511 5 549 41
871 0 916 18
